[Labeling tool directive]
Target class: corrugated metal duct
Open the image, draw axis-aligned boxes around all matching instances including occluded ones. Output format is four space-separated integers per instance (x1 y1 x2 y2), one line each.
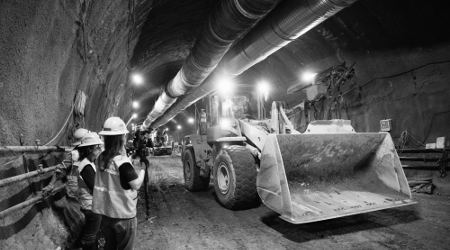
150 0 358 129
143 0 281 128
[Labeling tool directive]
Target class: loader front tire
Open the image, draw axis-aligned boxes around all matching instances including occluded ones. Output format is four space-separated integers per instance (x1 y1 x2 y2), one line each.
183 148 210 191
213 145 260 210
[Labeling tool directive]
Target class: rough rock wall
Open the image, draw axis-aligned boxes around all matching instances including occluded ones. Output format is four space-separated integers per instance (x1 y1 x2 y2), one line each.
285 43 450 194
0 148 68 248
1 208 68 250
247 0 450 145
0 0 150 248
283 43 450 146
0 0 142 146
343 46 450 144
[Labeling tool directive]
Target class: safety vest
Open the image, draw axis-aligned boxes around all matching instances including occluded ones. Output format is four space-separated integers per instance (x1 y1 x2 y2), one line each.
76 158 96 210
92 154 137 219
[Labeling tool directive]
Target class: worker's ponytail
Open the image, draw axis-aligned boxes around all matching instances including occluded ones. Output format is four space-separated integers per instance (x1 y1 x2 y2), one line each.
98 134 126 171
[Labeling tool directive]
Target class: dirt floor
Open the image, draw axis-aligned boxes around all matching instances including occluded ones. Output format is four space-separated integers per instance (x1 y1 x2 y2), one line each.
133 156 450 250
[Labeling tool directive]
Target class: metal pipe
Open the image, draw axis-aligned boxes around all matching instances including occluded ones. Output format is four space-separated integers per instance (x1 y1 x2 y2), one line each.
0 184 65 219
0 164 60 188
150 0 358 128
0 146 68 154
223 0 358 75
143 0 281 128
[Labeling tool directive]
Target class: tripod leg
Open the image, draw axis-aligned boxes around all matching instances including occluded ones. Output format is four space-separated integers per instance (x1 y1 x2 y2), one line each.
143 160 150 218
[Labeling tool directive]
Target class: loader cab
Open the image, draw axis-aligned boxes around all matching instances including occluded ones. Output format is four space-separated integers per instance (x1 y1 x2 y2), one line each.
206 94 245 145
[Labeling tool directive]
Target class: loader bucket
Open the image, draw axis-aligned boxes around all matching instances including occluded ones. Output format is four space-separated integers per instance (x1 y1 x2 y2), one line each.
257 132 415 224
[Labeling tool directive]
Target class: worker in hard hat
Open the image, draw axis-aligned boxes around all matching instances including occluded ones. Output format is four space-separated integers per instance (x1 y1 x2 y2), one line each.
72 128 89 161
73 128 89 145
93 117 145 250
71 132 103 250
41 127 91 248
65 128 90 200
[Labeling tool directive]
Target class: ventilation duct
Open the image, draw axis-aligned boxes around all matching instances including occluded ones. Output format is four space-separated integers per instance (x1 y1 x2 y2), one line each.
150 0 358 129
143 0 281 128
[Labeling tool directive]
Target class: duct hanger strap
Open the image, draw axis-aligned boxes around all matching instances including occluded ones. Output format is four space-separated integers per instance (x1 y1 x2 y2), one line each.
233 0 274 19
271 23 297 42
234 0 261 19
329 0 356 7
143 91 177 128
157 92 176 110
207 20 236 44
267 0 348 42
166 71 196 97
166 72 185 97
186 55 220 78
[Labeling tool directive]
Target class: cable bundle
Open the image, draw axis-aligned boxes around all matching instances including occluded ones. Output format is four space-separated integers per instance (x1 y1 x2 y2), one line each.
74 90 87 117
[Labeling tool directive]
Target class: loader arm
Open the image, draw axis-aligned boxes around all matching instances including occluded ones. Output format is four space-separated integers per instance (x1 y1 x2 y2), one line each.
238 101 298 152
238 120 268 152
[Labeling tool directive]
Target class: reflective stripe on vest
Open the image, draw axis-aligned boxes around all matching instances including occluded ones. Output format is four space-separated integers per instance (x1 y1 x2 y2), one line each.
92 154 137 219
76 158 95 210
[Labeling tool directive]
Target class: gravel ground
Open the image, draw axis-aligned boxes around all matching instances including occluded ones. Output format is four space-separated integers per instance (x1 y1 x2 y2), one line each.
133 155 450 250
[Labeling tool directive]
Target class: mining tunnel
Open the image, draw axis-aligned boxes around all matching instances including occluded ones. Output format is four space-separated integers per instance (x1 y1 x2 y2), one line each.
1 0 450 249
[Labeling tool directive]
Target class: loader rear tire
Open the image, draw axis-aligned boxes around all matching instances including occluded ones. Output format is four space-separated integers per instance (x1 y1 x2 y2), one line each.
183 148 210 191
213 145 260 210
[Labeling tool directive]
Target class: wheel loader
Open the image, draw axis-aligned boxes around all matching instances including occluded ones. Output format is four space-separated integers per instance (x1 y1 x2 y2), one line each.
182 95 415 224
151 128 173 156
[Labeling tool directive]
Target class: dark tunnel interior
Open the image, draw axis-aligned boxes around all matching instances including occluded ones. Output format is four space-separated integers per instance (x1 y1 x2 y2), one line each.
1 0 450 248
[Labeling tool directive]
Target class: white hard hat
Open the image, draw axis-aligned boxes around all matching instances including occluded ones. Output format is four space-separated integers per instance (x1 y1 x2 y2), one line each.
78 132 103 147
99 117 129 136
72 128 89 146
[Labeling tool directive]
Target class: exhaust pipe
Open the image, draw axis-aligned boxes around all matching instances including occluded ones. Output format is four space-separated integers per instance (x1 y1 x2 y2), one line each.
150 0 358 129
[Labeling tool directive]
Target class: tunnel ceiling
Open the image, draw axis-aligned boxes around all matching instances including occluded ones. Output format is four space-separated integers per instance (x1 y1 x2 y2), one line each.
129 0 215 125
128 0 450 128
236 0 450 105
2 0 448 145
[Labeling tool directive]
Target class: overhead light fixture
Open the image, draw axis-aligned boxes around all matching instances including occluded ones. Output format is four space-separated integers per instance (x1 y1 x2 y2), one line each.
177 125 182 130
216 76 235 97
301 71 317 83
219 118 232 130
187 117 195 124
132 101 139 109
257 80 270 101
131 73 144 85
222 99 233 110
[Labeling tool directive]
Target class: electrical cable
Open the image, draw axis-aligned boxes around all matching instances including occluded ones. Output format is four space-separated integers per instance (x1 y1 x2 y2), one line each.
74 90 86 116
341 59 450 97
339 59 450 146
397 130 408 149
421 110 450 144
43 104 74 146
